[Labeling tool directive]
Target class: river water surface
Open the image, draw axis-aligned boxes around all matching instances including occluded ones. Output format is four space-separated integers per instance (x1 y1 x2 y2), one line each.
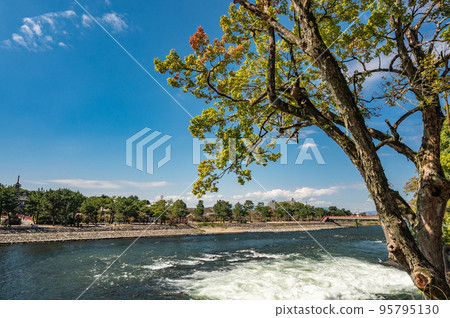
0 226 420 299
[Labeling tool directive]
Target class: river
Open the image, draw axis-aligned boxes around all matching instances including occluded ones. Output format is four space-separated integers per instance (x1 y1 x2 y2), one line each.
0 226 420 299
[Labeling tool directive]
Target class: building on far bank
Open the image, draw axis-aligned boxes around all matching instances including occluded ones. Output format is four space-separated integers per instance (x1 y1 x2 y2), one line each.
185 213 195 222
14 176 28 213
268 200 277 210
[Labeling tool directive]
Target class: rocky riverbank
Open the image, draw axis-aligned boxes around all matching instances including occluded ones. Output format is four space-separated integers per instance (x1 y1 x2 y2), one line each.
0 222 356 245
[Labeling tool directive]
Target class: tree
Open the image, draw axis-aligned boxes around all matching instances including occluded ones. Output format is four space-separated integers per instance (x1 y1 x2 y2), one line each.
80 197 101 224
60 189 85 225
169 199 188 221
274 202 292 221
213 200 232 222
232 202 248 222
24 189 84 225
315 207 328 218
194 200 205 220
40 190 66 226
151 199 169 224
0 185 19 226
243 199 254 221
26 189 44 224
97 195 113 223
255 202 265 211
243 200 254 211
405 117 450 244
107 196 118 223
112 196 141 223
155 0 450 297
138 200 152 224
255 202 272 221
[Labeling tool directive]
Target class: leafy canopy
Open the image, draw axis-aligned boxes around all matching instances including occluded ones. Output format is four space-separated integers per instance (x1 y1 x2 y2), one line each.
155 0 450 196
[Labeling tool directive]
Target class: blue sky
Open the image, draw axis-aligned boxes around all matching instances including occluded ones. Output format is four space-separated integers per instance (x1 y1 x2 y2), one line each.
0 0 421 209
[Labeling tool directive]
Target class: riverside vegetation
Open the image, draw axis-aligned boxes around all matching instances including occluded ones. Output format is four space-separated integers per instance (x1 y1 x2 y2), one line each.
0 184 351 226
0 184 353 226
0 185 356 244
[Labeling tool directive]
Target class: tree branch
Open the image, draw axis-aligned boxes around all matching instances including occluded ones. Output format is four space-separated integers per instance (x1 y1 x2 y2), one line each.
206 66 248 103
385 107 420 140
368 127 417 163
412 1 439 32
234 0 306 49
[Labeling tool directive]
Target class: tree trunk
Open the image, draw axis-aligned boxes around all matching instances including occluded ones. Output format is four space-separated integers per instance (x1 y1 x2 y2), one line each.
292 2 450 298
415 97 448 275
416 184 447 274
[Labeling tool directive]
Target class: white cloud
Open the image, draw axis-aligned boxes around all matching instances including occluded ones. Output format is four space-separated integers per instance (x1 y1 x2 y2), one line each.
46 179 168 190
101 12 127 32
119 181 169 188
82 12 128 32
27 180 50 186
81 14 93 28
3 9 127 51
48 179 122 189
307 199 332 206
298 128 318 138
3 10 77 51
105 0 112 5
22 18 43 36
299 142 317 149
20 25 34 38
3 39 12 48
157 185 348 207
231 187 338 202
12 33 28 48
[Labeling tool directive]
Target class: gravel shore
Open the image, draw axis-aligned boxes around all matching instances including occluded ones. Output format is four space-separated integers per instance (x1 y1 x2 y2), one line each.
0 222 350 245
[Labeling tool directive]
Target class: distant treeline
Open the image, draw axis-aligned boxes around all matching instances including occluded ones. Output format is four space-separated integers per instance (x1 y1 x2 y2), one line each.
255 201 352 222
0 184 353 226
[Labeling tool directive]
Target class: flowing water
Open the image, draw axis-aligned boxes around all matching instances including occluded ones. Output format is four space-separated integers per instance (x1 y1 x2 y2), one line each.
0 226 420 300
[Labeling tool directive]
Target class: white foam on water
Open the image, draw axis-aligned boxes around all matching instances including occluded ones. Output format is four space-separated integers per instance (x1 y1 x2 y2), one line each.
177 259 204 266
142 260 174 271
192 253 225 262
237 249 285 259
142 256 205 270
236 250 284 259
170 255 417 300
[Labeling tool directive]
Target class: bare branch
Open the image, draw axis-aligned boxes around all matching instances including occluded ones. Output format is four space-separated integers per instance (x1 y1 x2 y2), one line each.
412 1 439 32
368 127 417 163
234 0 306 49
